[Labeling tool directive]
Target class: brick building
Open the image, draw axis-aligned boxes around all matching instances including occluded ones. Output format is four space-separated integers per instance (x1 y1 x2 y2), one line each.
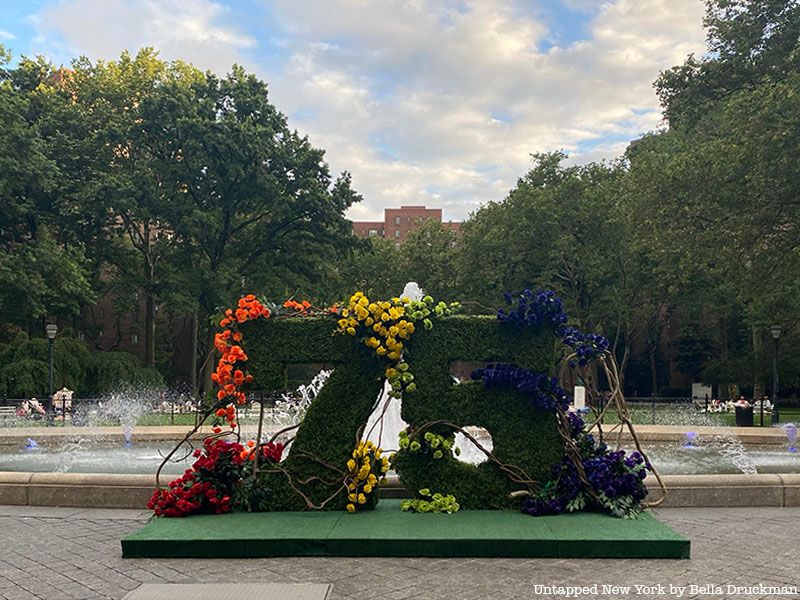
352 205 460 245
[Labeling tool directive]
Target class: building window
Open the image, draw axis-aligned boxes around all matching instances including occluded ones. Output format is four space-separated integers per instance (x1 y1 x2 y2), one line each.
407 216 412 223
131 333 139 345
368 229 378 237
394 229 401 238
394 216 401 225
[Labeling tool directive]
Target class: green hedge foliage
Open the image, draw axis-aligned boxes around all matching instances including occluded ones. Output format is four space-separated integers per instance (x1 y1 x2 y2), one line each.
242 315 563 511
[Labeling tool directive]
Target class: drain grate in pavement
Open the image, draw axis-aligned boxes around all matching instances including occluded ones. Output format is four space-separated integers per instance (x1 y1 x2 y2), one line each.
123 583 332 600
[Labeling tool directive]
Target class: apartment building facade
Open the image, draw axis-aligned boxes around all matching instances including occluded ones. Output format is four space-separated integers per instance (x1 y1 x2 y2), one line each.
352 205 460 244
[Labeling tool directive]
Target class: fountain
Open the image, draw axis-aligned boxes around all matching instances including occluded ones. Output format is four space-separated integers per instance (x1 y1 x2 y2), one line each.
714 436 758 474
98 388 158 447
786 424 798 453
272 369 332 427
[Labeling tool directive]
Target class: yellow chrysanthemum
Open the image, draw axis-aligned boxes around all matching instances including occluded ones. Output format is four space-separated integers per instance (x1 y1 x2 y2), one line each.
346 503 356 513
357 493 367 504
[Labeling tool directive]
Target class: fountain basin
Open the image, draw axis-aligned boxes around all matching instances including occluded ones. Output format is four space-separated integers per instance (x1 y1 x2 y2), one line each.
1 471 800 510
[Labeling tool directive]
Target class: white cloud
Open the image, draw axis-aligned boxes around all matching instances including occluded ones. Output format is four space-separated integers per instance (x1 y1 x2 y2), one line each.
36 0 256 74
0 29 17 40
265 0 706 219
27 0 707 221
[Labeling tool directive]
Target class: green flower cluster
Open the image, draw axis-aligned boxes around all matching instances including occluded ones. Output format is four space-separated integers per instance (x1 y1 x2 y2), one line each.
401 488 460 514
397 429 460 459
407 296 460 332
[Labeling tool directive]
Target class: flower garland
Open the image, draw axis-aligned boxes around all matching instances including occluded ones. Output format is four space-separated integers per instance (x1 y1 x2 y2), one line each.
336 292 458 398
483 289 650 518
471 364 569 411
344 440 389 513
398 428 459 459
211 294 271 428
497 289 610 368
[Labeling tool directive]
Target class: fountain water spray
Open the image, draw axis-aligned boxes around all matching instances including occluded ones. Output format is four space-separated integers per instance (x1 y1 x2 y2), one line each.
272 370 332 427
683 431 698 448
712 436 758 474
786 424 798 453
99 388 159 447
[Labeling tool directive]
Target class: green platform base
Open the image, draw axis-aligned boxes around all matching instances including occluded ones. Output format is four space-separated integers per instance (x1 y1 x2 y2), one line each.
122 500 689 559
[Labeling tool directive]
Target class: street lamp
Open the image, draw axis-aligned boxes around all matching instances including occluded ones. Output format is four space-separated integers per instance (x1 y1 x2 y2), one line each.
770 325 781 425
45 323 57 427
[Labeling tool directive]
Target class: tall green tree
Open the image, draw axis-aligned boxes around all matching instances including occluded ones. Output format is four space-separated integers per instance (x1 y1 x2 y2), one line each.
65 49 205 367
0 46 96 334
146 63 360 391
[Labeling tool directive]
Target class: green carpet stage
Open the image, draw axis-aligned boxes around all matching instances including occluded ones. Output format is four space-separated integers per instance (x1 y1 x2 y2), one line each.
121 500 689 559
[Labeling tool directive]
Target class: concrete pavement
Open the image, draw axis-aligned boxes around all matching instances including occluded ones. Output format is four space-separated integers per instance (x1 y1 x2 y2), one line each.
0 504 798 600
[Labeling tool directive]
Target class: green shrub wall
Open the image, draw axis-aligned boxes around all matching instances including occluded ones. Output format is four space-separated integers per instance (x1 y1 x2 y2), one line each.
393 316 563 509
242 318 385 510
242 315 563 511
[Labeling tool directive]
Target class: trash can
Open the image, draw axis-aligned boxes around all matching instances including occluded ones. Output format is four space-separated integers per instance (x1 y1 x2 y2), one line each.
735 405 754 427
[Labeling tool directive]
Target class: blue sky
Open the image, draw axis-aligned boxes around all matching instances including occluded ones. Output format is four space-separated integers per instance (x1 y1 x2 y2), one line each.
0 0 707 221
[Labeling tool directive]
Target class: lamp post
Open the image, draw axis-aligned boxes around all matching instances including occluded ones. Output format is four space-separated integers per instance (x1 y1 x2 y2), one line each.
45 323 57 427
770 325 781 425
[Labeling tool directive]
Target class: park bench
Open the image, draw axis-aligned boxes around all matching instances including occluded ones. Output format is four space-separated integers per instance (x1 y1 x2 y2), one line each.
0 406 17 420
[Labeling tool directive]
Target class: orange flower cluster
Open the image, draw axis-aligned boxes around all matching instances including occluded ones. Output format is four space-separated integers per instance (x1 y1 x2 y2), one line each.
211 294 271 428
283 299 311 313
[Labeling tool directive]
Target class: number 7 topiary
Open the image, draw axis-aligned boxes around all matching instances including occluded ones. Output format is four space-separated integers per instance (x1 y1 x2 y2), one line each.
242 312 564 511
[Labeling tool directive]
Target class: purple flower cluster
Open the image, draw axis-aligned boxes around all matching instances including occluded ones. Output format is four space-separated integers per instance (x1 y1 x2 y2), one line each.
497 289 568 328
471 363 569 411
496 289 609 367
559 326 610 367
522 413 650 518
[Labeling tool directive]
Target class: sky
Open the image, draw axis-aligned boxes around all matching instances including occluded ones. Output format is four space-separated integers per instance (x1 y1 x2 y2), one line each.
0 0 708 222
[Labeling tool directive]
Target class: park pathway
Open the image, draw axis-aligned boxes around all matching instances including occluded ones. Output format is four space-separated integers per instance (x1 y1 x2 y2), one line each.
0 505 798 599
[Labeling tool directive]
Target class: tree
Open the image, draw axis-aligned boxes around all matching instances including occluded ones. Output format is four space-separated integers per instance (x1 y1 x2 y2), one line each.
147 64 360 391
65 49 205 367
399 219 460 301
656 0 800 128
459 153 660 387
0 47 97 334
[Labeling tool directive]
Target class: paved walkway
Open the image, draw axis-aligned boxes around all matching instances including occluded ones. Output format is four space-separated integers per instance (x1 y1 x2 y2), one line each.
0 505 798 600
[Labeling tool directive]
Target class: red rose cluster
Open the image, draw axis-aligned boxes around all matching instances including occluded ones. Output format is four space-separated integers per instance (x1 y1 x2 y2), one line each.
148 438 245 517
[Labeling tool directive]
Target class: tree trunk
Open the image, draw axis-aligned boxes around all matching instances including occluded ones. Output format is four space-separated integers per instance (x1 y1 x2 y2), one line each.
752 325 763 399
649 346 658 398
199 329 216 404
190 309 198 396
144 289 156 368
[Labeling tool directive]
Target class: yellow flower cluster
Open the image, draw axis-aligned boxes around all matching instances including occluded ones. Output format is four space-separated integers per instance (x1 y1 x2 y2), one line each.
337 292 417 397
344 440 390 513
338 292 414 361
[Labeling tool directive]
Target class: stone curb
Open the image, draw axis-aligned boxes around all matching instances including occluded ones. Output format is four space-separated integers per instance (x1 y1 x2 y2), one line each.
1 471 799 510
